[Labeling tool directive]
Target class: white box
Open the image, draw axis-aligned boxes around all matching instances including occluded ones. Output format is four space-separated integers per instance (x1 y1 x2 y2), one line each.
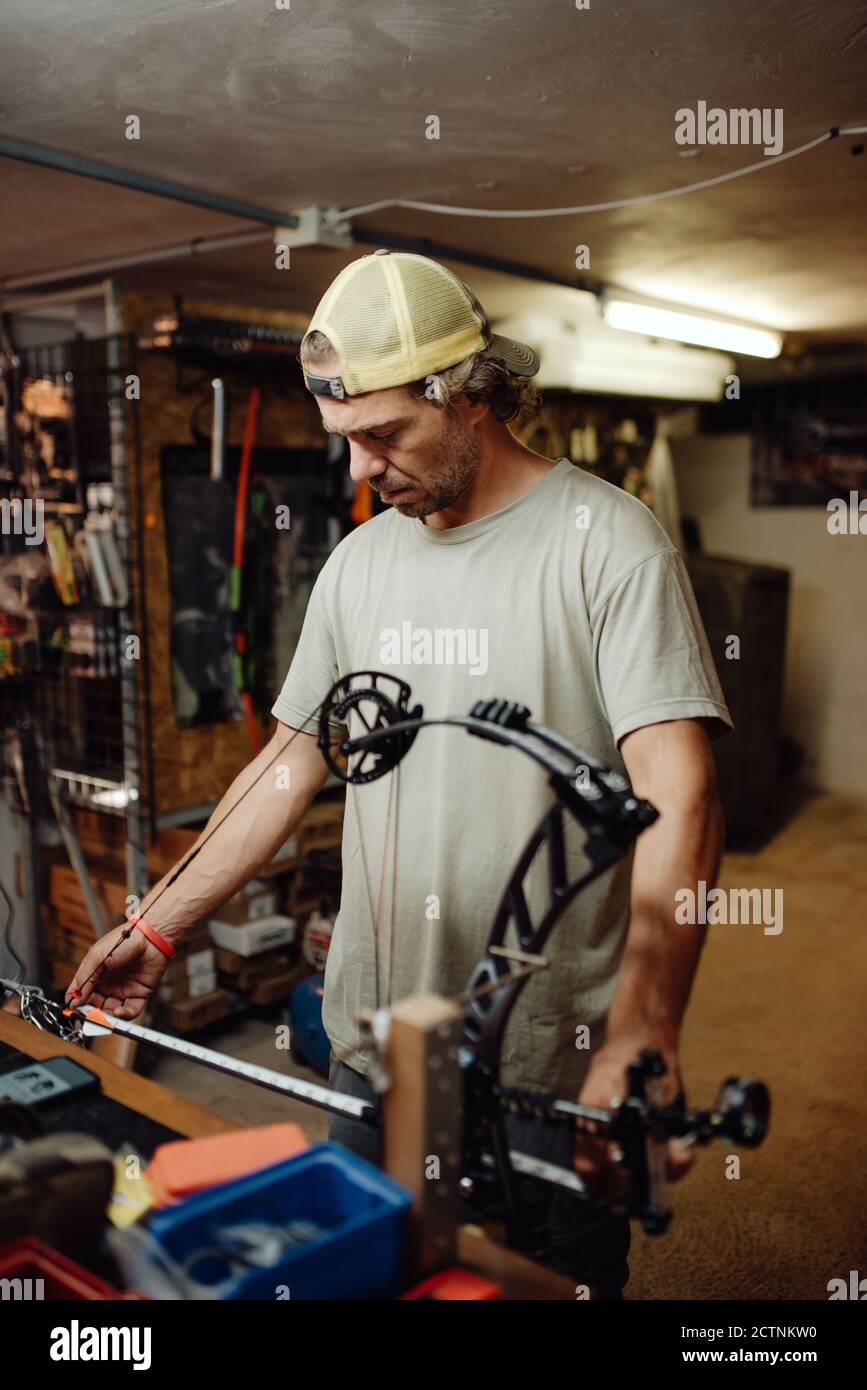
187 969 217 998
184 948 216 979
159 967 217 1001
208 913 296 958
247 893 277 921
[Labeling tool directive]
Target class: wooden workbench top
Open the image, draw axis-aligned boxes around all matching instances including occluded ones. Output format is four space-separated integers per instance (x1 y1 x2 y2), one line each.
0 1008 234 1138
0 1009 577 1298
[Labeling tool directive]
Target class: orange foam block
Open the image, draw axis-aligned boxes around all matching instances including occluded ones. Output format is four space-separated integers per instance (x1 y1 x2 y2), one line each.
146 1123 309 1206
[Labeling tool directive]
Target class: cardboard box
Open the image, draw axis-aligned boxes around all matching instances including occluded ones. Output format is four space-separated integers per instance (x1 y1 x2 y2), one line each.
262 796 345 874
208 913 296 958
170 947 215 979
49 862 128 928
294 799 344 860
247 965 306 1007
171 924 213 956
45 909 99 943
214 945 292 987
47 959 75 992
145 826 201 881
161 989 233 1033
211 880 278 926
69 812 199 883
159 968 217 1003
43 928 92 968
158 948 217 1002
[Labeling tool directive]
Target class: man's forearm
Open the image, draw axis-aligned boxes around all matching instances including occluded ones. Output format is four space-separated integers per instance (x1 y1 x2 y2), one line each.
135 729 329 947
606 784 723 1047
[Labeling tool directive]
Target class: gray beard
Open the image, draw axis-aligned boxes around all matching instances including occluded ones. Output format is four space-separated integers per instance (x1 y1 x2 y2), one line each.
389 412 481 519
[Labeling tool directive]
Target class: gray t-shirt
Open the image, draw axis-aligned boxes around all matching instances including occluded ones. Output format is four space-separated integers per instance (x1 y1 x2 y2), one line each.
272 458 731 1096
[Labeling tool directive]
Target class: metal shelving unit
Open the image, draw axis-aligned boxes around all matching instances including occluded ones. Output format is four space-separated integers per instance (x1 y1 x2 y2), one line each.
0 285 153 974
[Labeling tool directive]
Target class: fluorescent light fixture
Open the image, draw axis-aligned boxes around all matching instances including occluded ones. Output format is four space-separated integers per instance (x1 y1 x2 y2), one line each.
602 295 782 359
546 352 732 402
493 311 736 402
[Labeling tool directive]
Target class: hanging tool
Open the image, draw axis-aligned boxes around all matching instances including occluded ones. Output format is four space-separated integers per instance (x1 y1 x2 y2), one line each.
230 385 262 754
210 378 225 482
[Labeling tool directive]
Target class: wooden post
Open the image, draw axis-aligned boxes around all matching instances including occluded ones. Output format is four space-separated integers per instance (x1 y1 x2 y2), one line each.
382 994 463 1282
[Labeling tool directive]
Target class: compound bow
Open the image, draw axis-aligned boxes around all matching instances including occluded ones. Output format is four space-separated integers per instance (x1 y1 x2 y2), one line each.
1 669 769 1245
315 671 770 1238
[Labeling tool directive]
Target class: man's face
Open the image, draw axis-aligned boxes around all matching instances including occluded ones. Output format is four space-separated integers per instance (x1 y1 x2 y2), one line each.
314 371 481 519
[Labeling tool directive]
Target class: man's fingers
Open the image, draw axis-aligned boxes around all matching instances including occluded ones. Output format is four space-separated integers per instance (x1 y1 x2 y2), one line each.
66 977 94 1006
574 1133 692 1197
573 1137 629 1202
665 1138 695 1182
65 943 106 1002
66 936 125 1001
65 924 147 1005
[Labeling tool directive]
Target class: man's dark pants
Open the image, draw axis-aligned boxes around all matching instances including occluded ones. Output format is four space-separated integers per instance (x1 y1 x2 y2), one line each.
328 1057 630 1297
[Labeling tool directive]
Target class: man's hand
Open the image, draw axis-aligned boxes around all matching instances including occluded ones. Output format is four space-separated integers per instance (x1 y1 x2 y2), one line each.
62 721 331 1021
574 1034 695 1200
65 922 169 1020
571 718 723 1201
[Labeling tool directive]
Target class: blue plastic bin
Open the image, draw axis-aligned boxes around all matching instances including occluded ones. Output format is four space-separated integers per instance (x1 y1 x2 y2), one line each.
147 1142 411 1300
286 974 330 1076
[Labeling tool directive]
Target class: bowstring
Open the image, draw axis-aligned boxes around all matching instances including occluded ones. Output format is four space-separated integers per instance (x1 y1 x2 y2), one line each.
385 764 401 1007
351 731 401 1014
74 679 407 1051
71 693 336 1000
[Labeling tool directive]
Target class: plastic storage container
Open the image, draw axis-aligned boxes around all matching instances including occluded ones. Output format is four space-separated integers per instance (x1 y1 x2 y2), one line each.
147 1123 309 1206
147 1142 411 1300
0 1236 147 1299
286 974 330 1075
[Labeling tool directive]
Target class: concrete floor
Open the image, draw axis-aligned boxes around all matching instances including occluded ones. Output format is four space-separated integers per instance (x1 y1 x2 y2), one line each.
152 790 867 1300
151 1012 330 1145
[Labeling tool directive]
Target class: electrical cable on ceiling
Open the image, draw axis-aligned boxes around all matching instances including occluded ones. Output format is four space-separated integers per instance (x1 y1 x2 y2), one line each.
337 125 867 221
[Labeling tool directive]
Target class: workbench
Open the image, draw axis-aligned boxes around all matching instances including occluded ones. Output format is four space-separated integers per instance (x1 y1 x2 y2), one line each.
0 1010 576 1299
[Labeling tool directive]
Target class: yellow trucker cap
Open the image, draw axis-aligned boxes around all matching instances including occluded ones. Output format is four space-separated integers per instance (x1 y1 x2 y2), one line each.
301 249 540 398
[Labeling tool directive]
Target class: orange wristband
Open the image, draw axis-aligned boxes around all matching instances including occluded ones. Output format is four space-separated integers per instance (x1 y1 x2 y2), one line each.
130 916 176 959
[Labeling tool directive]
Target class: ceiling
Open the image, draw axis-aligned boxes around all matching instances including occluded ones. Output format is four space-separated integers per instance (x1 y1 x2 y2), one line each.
1 0 866 341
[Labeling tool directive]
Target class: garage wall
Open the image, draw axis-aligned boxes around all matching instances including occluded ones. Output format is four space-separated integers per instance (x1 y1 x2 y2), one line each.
672 433 867 796
121 291 325 817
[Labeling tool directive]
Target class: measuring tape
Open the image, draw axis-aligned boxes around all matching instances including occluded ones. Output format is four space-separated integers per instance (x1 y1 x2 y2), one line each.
81 1006 373 1122
80 1008 595 1202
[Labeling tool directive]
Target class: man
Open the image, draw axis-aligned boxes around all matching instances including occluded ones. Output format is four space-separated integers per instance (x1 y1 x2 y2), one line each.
68 251 730 1296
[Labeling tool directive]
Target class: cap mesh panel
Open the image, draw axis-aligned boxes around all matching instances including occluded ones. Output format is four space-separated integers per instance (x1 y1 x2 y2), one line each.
325 258 402 362
307 252 514 393
395 258 483 348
